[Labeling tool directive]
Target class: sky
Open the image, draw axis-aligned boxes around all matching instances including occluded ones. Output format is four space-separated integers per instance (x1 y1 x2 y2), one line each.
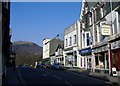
10 2 82 46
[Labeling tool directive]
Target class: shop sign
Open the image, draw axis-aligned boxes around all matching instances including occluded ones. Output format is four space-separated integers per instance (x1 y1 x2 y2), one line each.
79 48 92 56
112 67 117 76
101 25 111 35
93 45 108 53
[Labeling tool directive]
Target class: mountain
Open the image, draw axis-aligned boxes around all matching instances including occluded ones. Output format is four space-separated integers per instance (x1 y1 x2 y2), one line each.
13 41 43 67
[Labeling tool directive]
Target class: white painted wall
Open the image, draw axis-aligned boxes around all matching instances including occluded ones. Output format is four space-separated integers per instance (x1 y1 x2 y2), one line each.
64 21 81 67
43 38 51 59
77 54 81 68
0 2 2 85
77 20 82 49
105 10 119 35
64 30 77 49
116 11 120 34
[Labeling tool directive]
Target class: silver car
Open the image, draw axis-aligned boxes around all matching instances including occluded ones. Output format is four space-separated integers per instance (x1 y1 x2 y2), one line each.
51 63 64 70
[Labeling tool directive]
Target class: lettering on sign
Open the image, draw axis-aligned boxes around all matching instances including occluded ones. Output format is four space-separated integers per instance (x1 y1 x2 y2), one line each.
101 25 111 35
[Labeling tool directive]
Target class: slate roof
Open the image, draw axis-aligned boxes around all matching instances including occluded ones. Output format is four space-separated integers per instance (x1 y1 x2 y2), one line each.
49 37 63 56
86 2 97 9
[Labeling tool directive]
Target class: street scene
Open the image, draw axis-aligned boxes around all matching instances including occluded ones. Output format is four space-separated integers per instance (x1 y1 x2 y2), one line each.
1 0 120 86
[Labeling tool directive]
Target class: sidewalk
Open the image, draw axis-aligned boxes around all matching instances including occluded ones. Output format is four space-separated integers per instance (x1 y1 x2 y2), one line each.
0 75 2 86
3 67 22 86
66 67 119 85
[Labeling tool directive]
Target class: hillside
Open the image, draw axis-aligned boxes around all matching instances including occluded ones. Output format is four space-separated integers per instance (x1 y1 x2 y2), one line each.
13 41 43 66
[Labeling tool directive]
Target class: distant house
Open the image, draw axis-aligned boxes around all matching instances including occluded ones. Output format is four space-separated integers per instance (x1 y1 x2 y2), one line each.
43 36 64 65
49 36 64 65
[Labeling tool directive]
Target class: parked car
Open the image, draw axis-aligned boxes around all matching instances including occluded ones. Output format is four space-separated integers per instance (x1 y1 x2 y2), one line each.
20 65 30 68
51 63 64 70
36 63 46 68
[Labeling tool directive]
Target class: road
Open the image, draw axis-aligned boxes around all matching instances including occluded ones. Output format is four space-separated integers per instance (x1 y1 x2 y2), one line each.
19 67 111 86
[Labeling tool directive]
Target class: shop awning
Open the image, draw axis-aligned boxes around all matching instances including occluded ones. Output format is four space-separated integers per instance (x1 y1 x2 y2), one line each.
79 48 92 56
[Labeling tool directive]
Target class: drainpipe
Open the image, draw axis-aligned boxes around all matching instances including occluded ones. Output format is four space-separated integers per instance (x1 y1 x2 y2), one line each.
108 0 113 75
91 7 95 72
108 43 112 75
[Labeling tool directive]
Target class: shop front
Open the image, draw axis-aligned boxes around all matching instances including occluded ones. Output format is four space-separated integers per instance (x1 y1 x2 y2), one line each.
93 44 109 74
111 39 120 72
64 50 78 67
79 47 92 70
64 50 73 67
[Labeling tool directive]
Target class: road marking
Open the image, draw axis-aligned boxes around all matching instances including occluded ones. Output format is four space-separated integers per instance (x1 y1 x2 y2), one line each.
43 74 47 76
105 81 111 84
18 69 28 86
64 81 72 86
52 75 61 80
45 71 51 75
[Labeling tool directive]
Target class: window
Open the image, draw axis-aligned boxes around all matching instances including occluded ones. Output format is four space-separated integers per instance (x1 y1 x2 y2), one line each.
118 11 120 22
95 55 99 66
96 8 101 22
86 33 90 46
100 7 104 18
87 12 92 26
65 39 68 47
81 58 82 67
74 35 76 44
75 55 77 66
89 15 92 25
62 57 64 61
69 37 72 46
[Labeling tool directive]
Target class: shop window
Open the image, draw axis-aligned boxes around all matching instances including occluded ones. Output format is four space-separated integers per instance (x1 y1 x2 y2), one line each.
89 58 91 67
95 55 99 66
75 55 77 66
112 51 119 71
84 58 86 67
81 58 82 67
99 54 104 68
106 54 109 69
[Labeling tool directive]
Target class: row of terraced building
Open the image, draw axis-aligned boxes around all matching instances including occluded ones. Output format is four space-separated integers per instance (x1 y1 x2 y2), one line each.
43 0 120 75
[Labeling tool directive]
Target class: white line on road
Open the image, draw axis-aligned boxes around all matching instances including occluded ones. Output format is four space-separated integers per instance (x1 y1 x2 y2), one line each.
52 75 61 80
45 71 51 75
105 81 111 84
64 81 72 86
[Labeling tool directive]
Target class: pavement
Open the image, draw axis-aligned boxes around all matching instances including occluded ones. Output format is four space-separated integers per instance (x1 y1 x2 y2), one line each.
2 67 22 86
66 67 119 86
0 75 2 86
